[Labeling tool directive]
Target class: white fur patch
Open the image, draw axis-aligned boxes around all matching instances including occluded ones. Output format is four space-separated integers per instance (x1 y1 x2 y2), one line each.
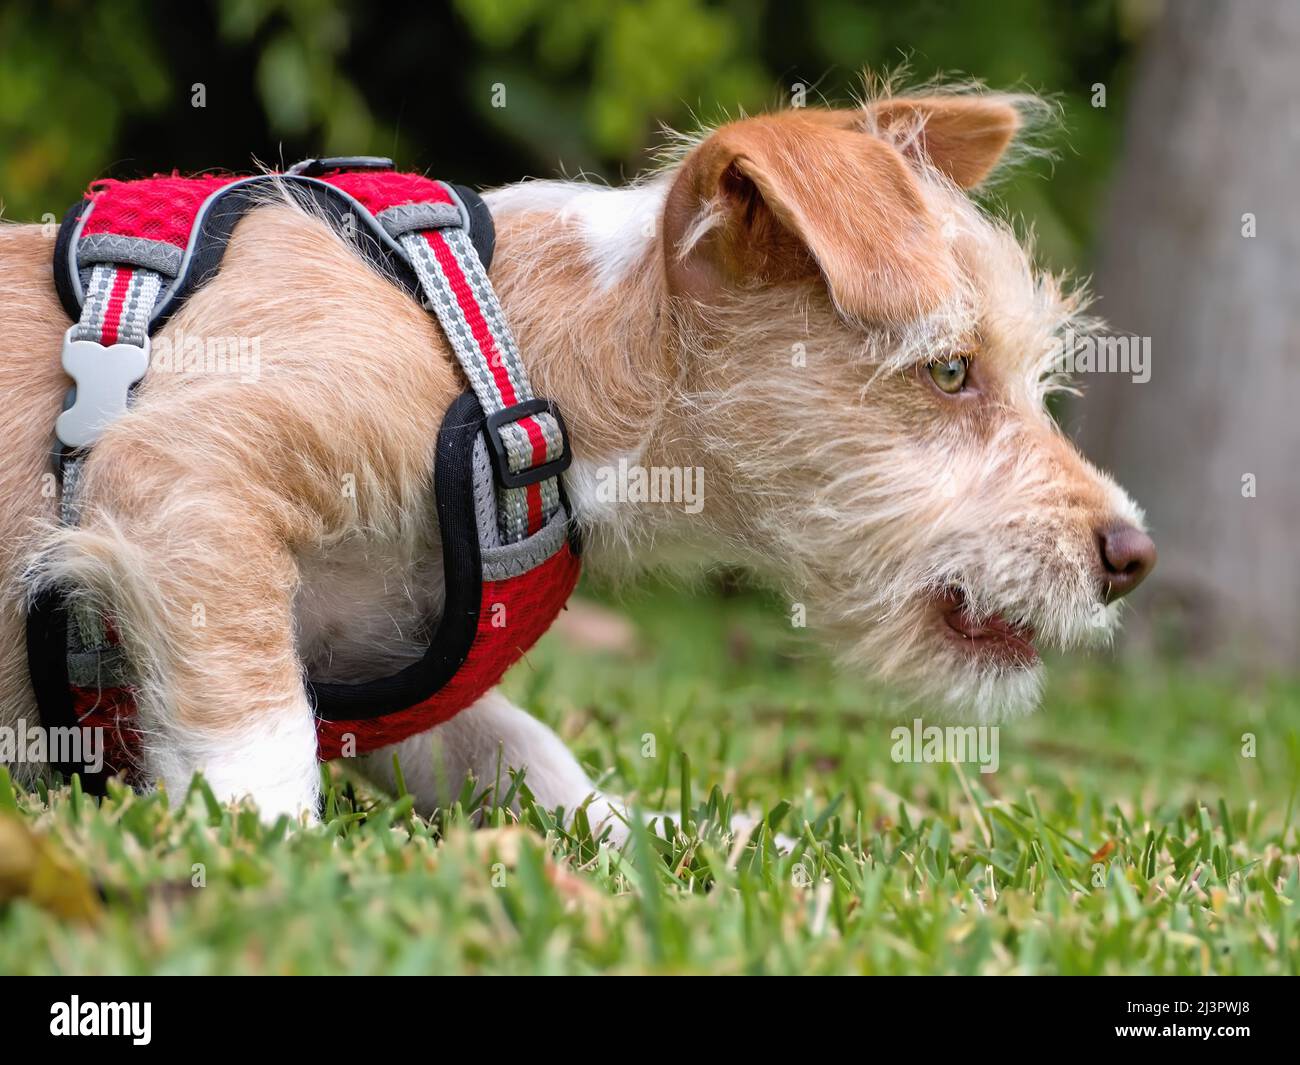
155 698 320 823
563 451 644 532
486 179 667 290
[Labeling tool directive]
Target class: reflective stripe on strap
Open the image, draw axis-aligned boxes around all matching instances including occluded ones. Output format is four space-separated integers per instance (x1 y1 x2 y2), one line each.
72 264 163 347
401 225 564 543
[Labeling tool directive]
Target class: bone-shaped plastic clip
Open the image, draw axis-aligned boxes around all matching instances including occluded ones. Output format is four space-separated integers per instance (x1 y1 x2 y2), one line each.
55 327 150 449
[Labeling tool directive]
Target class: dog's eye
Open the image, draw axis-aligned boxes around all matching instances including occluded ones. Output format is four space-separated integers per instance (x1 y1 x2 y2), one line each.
928 355 970 394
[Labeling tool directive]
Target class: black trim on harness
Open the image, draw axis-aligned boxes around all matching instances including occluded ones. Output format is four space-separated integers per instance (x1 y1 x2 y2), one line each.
24 590 87 787
453 183 495 267
307 390 484 720
485 399 574 489
52 199 91 326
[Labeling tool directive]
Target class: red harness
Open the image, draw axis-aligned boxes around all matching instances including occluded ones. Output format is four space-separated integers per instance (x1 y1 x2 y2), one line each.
28 157 580 788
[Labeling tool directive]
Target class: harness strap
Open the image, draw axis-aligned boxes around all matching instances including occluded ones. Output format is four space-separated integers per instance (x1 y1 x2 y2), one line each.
71 263 163 347
55 262 168 700
57 172 568 545
401 225 565 543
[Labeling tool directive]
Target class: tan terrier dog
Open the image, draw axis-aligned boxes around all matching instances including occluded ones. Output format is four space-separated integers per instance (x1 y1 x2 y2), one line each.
0 87 1154 837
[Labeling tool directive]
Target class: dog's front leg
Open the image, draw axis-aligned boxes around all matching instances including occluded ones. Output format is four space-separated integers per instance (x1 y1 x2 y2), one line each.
43 489 320 822
352 690 636 844
144 531 319 822
353 692 797 851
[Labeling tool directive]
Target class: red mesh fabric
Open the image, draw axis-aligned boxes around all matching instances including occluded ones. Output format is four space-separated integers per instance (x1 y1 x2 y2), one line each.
78 171 453 248
69 687 145 785
82 175 240 245
324 170 454 214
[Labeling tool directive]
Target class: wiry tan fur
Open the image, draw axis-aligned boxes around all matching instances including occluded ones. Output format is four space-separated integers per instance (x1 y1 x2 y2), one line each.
0 83 1148 821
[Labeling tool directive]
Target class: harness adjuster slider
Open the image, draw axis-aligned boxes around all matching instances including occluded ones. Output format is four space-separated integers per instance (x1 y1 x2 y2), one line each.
55 327 150 449
484 399 573 489
287 156 395 177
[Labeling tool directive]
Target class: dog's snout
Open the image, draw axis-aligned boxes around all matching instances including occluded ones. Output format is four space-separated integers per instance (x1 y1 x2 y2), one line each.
1097 522 1156 603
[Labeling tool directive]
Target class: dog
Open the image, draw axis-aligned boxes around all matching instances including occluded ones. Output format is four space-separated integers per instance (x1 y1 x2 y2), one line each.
0 87 1154 840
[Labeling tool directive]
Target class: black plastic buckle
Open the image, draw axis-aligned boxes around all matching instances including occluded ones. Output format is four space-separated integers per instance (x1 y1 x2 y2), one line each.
484 399 572 489
287 156 395 177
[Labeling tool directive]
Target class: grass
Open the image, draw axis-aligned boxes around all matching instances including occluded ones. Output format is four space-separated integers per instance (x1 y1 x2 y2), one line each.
1 579 1297 975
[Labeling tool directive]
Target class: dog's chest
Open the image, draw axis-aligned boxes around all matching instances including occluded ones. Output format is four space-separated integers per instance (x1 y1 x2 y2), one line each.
293 522 445 684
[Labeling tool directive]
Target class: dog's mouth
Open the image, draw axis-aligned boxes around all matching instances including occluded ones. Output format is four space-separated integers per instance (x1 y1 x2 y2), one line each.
934 587 1039 667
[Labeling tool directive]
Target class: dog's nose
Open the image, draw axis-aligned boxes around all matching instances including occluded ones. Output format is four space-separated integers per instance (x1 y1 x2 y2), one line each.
1097 523 1156 602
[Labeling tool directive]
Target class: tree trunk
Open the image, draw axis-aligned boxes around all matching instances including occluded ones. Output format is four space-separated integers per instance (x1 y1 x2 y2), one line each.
1075 0 1300 668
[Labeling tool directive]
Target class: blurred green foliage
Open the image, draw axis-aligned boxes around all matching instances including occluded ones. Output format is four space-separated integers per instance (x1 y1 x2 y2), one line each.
452 0 769 160
1 0 1153 272
220 0 378 151
0 0 169 224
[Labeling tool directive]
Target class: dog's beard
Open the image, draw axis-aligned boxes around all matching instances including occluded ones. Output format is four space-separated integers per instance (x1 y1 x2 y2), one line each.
751 441 1127 723
683 350 1140 724
801 517 1123 722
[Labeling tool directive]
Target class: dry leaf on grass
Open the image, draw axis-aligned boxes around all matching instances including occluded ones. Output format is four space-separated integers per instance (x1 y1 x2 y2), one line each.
0 813 101 922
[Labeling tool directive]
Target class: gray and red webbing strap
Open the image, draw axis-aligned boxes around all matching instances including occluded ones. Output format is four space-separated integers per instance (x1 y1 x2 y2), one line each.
70 264 162 348
56 263 163 459
399 223 566 543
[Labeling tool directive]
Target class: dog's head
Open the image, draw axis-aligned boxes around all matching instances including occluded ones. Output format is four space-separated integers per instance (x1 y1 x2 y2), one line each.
658 92 1154 720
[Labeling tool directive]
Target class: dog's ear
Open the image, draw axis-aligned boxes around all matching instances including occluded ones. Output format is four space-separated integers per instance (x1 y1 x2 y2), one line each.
663 113 956 324
863 96 1022 189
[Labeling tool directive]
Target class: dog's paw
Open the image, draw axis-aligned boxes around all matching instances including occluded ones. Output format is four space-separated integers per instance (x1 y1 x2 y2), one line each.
728 812 798 854
578 793 636 848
